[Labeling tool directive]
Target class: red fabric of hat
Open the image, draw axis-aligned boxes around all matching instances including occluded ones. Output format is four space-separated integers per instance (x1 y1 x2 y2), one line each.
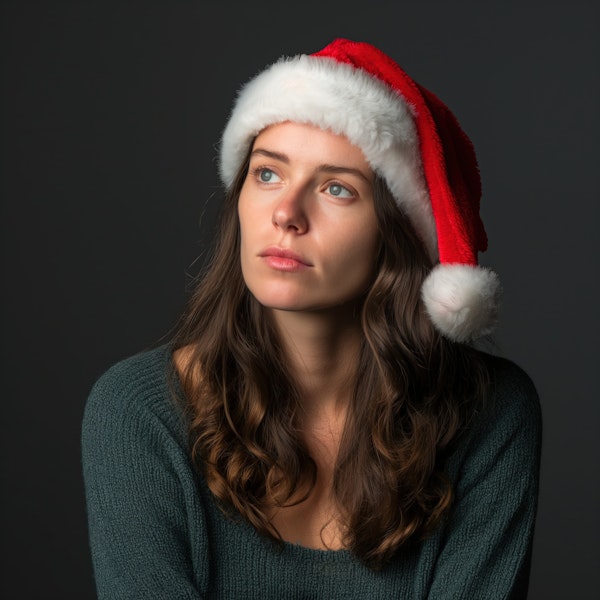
313 38 487 266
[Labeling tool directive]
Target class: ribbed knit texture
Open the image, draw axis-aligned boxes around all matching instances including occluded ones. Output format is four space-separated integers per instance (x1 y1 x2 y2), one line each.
82 345 541 599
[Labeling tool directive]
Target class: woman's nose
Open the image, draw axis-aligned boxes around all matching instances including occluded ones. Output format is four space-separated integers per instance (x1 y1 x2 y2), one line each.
271 187 309 233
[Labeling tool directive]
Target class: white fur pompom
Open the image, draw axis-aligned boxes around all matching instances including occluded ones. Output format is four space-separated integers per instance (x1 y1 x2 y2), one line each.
421 264 501 343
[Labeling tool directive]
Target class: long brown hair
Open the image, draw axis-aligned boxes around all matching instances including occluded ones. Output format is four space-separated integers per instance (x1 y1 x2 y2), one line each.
172 154 488 570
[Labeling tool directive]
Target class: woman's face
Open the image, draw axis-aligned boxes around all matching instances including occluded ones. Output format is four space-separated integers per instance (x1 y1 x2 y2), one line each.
238 121 380 314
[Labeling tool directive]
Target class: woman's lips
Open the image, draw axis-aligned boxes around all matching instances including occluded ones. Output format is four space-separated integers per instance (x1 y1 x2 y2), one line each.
259 247 312 272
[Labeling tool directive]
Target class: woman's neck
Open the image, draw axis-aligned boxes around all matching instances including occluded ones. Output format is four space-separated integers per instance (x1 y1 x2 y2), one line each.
269 304 363 418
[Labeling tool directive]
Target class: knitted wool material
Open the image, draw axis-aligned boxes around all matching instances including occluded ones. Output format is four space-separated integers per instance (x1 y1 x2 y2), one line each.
82 346 541 599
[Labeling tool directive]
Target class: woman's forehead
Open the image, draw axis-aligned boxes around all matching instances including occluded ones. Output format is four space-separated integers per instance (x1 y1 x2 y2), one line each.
251 122 372 174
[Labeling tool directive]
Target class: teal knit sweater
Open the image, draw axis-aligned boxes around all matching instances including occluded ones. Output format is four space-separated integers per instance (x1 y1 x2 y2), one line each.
82 345 541 599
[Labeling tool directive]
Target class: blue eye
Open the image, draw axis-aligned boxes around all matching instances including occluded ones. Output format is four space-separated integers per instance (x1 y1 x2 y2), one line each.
328 183 353 198
257 168 281 183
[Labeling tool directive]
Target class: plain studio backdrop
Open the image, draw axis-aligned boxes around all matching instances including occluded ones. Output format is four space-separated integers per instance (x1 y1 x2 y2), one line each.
1 2 598 598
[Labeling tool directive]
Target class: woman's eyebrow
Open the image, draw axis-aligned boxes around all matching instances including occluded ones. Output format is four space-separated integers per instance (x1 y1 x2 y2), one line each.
251 149 370 183
251 148 289 162
318 164 371 184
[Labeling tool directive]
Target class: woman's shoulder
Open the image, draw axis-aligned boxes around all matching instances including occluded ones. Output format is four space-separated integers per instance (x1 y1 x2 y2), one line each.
459 351 542 461
87 344 171 403
82 344 186 444
442 350 542 506
482 352 541 426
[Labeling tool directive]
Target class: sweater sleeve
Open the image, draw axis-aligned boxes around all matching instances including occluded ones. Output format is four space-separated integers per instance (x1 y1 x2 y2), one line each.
81 354 206 599
426 358 542 600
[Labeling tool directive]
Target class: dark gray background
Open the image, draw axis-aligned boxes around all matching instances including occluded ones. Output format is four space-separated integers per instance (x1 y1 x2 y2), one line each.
1 1 598 598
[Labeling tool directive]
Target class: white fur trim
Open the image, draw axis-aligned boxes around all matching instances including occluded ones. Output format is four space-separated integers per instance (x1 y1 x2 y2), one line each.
220 54 438 260
421 264 501 342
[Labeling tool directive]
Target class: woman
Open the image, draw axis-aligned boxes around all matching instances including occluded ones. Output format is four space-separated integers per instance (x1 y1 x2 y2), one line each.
82 38 541 599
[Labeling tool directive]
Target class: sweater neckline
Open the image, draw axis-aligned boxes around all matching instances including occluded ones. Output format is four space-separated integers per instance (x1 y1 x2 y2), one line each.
161 343 357 563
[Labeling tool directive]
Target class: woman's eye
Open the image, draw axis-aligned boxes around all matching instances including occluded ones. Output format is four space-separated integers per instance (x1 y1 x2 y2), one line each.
327 183 353 198
257 168 281 183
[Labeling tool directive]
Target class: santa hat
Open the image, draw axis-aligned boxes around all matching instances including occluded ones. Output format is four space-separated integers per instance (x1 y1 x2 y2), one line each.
219 38 501 342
